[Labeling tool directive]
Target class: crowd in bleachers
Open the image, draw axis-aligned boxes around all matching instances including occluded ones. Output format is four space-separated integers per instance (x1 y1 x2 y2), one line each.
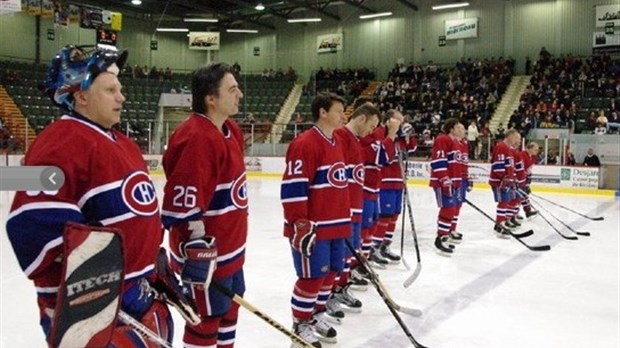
510 52 620 135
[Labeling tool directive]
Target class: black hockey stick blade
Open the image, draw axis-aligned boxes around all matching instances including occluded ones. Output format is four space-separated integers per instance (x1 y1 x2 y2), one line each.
511 229 534 239
573 231 591 236
591 216 604 221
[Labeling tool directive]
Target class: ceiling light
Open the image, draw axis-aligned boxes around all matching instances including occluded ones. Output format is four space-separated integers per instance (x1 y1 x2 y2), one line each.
359 12 392 19
184 18 219 23
226 29 259 33
432 2 470 10
156 28 189 32
131 0 141 4
287 18 322 23
255 3 265 11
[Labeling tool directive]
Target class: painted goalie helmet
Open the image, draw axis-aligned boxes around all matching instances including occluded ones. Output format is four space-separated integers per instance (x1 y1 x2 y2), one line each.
41 45 128 110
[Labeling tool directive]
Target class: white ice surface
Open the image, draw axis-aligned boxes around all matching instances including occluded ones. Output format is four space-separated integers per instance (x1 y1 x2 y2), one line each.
1 177 618 348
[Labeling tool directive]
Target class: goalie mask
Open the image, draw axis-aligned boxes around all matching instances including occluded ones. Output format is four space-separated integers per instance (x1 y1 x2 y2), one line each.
41 45 128 111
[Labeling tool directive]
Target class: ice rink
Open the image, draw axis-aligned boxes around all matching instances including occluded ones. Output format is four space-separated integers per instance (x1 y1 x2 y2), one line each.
1 176 619 348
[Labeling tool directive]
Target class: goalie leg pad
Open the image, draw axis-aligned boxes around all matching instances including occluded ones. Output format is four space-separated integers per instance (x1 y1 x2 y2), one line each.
109 300 173 347
49 223 124 348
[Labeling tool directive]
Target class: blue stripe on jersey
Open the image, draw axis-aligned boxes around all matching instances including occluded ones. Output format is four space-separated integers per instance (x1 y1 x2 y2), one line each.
491 162 505 171
6 206 85 274
281 180 309 201
161 208 202 229
81 187 132 223
430 158 448 170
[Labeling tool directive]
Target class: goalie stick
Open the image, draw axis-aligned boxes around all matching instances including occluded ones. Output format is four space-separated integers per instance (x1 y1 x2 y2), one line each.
210 282 314 348
530 197 590 236
344 239 427 347
464 199 551 252
531 193 604 221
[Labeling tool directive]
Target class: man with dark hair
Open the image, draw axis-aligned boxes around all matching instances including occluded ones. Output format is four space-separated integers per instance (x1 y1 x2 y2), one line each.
281 92 349 347
6 45 175 346
162 62 247 348
329 103 381 315
429 118 466 255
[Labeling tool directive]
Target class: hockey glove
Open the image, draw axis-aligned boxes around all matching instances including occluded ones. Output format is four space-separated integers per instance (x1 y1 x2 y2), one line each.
181 236 217 287
467 180 474 192
499 176 516 191
149 248 201 325
439 176 453 197
291 219 317 257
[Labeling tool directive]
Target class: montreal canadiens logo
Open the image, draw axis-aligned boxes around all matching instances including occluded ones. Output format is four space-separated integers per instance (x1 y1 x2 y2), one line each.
230 175 248 209
352 164 365 186
327 162 348 189
121 171 158 216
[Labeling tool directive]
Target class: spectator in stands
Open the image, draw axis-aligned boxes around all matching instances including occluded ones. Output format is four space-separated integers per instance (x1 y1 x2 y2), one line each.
596 110 608 127
607 111 619 133
164 67 173 79
583 148 601 167
525 56 532 75
0 117 4 129
547 150 559 165
495 122 505 140
149 66 159 79
594 122 607 135
566 151 576 165
232 61 241 75
244 112 256 124
467 120 479 160
286 66 297 80
294 112 304 124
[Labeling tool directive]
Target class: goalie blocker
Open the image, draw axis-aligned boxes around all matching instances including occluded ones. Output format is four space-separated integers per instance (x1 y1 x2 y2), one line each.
50 223 199 348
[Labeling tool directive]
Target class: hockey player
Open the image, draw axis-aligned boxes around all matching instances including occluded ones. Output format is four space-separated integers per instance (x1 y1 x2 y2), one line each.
374 114 418 263
449 136 472 244
162 63 247 348
6 45 174 346
280 92 350 347
429 118 466 255
489 129 522 235
330 104 382 314
360 111 402 267
517 142 540 218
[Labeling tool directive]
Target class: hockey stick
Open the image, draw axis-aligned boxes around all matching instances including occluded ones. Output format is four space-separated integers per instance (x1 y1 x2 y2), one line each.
513 190 577 240
396 145 424 284
118 310 175 348
345 240 422 316
345 240 427 348
531 193 604 221
464 199 551 252
210 282 314 348
400 189 411 270
530 198 591 236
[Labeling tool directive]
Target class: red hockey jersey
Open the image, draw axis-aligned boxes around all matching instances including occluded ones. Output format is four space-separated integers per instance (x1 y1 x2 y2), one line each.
429 134 462 188
380 136 418 190
489 140 515 187
281 126 351 240
359 126 395 200
162 114 248 279
459 139 469 180
514 149 526 186
6 115 163 295
334 126 364 223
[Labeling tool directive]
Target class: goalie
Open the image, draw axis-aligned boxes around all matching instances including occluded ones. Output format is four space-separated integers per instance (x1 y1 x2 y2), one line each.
5 45 196 347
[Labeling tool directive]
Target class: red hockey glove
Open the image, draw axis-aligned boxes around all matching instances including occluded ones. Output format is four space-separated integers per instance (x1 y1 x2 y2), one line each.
439 176 453 197
291 219 317 257
500 176 516 191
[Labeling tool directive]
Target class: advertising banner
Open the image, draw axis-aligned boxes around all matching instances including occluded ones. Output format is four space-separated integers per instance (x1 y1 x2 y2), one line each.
317 33 343 53
595 4 620 28
445 18 478 40
0 0 21 14
188 31 220 50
